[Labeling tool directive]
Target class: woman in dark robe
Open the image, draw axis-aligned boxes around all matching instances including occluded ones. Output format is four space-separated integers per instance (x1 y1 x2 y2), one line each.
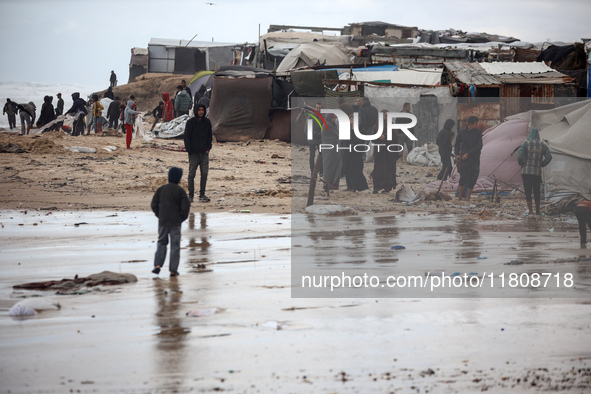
341 114 368 192
321 113 342 190
371 110 399 193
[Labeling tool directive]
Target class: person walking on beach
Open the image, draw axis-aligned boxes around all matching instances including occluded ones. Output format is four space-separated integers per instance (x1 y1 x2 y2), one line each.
184 104 212 203
151 167 191 277
55 93 64 116
455 116 482 201
518 127 552 216
574 200 591 246
436 119 456 181
110 70 117 88
3 98 18 129
17 102 36 135
64 92 87 136
123 99 138 149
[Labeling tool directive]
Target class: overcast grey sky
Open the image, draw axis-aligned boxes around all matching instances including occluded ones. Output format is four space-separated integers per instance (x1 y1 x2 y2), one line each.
0 0 589 87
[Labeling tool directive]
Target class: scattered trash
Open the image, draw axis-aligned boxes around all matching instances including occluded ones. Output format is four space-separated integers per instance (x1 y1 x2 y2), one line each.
102 146 117 152
240 210 251 213
305 204 356 215
406 143 441 167
69 146 96 153
477 257 487 260
186 308 219 317
262 320 285 330
391 245 406 250
8 304 36 317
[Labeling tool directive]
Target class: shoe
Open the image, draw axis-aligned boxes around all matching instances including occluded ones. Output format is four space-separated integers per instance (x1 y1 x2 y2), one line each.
152 266 161 274
199 195 210 202
170 271 180 277
188 196 194 203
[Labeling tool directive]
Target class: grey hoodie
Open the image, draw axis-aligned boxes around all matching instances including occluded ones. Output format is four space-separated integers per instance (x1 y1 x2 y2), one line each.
124 100 138 125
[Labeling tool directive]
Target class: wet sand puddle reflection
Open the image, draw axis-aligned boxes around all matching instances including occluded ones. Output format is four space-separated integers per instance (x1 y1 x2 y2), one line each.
1 210 590 392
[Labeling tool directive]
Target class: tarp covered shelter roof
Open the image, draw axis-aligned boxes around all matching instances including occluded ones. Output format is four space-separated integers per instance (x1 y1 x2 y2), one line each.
276 42 352 72
444 61 574 86
339 68 442 85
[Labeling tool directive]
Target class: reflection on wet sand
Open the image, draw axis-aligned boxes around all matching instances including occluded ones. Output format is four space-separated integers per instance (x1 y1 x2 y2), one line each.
153 277 190 388
187 213 211 268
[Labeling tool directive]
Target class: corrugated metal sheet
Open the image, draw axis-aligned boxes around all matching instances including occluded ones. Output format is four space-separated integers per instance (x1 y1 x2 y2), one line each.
444 61 573 86
480 61 554 74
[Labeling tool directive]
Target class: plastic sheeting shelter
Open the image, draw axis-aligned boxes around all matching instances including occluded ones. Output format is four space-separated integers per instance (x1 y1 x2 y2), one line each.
208 76 273 142
276 43 351 72
508 100 591 198
431 100 591 197
434 120 529 193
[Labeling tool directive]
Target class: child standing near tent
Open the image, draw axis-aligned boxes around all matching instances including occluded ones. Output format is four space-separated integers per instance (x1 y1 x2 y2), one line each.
574 200 591 246
517 127 552 216
151 167 191 277
123 99 138 149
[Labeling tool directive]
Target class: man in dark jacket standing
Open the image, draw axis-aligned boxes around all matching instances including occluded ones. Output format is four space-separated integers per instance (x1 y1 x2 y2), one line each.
454 116 482 201
184 104 213 203
151 167 190 277
64 92 88 136
3 98 18 129
55 93 64 116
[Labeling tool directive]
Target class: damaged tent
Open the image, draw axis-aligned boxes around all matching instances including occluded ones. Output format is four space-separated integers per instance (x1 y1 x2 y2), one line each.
430 100 591 199
508 100 591 199
433 118 529 193
276 42 352 72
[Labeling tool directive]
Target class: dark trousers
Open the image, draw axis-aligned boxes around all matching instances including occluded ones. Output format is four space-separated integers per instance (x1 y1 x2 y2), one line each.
438 154 452 180
7 114 16 129
109 118 118 129
574 206 591 244
458 163 479 189
72 115 85 136
154 225 181 273
188 152 209 198
521 174 542 203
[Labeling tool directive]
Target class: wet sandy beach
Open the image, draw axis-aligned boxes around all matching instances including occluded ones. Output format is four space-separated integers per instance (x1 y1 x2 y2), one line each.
1 210 590 392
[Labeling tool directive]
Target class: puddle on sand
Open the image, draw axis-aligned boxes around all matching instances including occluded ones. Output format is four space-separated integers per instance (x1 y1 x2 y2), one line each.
292 213 591 298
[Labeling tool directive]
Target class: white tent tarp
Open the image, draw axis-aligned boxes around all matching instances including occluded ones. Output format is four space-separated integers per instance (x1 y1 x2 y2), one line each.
276 42 352 72
504 100 591 198
340 68 442 86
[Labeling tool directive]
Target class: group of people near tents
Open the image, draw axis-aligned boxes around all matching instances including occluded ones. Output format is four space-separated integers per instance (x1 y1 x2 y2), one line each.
308 97 591 246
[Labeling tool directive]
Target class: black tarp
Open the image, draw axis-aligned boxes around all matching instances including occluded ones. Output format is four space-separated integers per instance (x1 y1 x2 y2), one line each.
291 70 339 97
208 76 273 142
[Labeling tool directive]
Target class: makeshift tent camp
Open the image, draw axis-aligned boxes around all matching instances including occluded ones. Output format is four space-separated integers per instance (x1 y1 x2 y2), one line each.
276 43 352 72
188 71 214 99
